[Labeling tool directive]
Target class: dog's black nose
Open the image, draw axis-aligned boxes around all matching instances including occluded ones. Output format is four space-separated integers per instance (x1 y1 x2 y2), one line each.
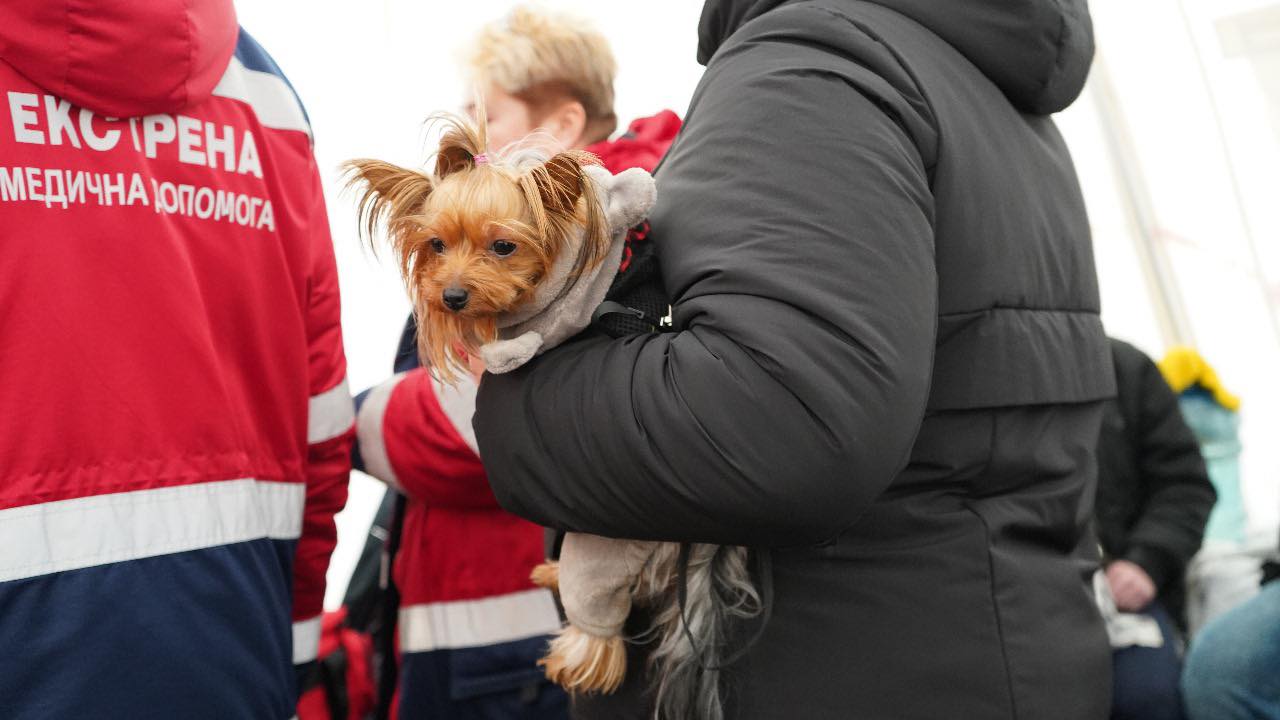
442 287 469 311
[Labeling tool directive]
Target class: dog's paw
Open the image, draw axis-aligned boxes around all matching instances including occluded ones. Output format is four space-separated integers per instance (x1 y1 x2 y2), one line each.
539 625 627 694
530 561 560 592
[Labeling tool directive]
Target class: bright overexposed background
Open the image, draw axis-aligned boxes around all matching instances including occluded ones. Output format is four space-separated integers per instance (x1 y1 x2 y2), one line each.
231 0 1280 609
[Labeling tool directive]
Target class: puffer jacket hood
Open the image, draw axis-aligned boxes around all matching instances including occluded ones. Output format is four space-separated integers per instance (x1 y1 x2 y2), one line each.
697 0 1094 114
0 0 238 117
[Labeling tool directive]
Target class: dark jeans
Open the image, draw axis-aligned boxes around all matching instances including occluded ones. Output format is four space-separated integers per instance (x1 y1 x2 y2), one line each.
1112 602 1185 720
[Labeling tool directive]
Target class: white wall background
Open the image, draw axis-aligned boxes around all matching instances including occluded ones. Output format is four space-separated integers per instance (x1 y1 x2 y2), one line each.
232 0 1280 608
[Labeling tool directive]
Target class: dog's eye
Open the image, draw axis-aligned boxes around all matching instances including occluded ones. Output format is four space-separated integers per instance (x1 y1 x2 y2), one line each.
491 239 517 257
429 238 445 254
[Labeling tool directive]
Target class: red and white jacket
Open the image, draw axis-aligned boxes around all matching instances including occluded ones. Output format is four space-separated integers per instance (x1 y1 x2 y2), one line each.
0 2 352 718
355 371 561 647
352 112 681 715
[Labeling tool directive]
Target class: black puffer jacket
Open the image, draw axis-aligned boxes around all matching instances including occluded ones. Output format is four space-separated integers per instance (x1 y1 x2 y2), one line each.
1096 338 1216 628
475 1 1115 717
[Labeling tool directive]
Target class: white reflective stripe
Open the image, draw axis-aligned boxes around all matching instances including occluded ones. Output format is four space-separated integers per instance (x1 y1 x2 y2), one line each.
355 373 407 488
211 56 311 136
0 479 304 583
398 589 562 654
308 377 354 444
292 615 323 664
434 374 479 455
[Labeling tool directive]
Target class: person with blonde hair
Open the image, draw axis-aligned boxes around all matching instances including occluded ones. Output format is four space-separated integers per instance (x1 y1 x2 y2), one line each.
465 5 680 169
347 5 679 718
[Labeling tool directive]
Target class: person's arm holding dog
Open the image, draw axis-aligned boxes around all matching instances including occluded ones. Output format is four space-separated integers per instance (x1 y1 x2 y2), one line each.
474 11 939 548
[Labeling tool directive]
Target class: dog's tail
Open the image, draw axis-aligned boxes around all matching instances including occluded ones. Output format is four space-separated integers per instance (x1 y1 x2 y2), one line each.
641 544 760 720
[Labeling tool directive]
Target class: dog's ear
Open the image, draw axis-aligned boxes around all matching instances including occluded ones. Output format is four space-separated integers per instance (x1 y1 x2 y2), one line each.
532 152 588 219
522 152 613 275
435 119 490 179
436 130 476 178
342 159 434 247
517 151 611 275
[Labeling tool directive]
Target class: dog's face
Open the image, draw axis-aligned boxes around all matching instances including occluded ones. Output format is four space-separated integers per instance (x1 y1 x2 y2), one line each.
411 169 554 321
344 123 609 381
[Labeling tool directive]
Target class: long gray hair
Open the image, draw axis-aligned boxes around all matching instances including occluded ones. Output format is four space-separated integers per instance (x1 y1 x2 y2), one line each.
637 544 762 720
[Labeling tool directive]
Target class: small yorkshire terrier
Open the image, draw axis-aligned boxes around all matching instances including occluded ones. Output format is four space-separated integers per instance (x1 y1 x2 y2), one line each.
344 113 759 720
343 115 611 382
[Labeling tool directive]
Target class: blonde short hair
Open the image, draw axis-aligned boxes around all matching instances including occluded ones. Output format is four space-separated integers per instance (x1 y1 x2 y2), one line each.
467 5 618 142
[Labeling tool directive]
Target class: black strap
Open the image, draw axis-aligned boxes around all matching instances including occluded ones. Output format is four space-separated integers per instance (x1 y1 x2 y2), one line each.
591 301 667 335
296 645 351 720
373 492 408 720
320 647 351 720
342 491 399 633
675 543 774 672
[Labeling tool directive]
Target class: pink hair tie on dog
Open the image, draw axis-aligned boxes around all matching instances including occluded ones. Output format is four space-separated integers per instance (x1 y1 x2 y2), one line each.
473 153 490 166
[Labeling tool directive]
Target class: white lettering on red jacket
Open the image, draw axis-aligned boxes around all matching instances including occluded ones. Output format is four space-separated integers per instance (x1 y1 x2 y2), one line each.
1 30 354 680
